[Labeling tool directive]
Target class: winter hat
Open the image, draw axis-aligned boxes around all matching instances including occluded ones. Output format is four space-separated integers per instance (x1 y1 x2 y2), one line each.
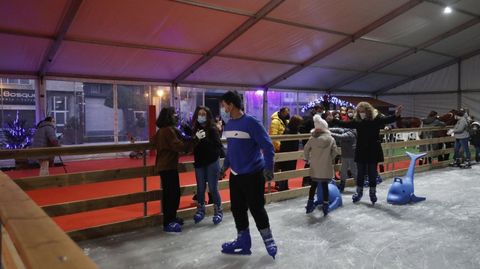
313 114 328 131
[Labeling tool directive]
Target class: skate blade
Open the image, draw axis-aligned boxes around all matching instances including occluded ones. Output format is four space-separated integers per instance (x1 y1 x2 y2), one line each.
221 249 252 255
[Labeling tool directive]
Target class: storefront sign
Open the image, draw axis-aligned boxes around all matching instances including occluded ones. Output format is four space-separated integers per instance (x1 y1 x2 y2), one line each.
1 89 36 105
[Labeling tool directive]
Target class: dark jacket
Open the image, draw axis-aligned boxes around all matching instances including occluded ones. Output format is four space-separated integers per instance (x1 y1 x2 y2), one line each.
193 125 223 167
151 126 188 173
279 126 300 153
470 122 480 146
329 128 357 159
334 114 398 163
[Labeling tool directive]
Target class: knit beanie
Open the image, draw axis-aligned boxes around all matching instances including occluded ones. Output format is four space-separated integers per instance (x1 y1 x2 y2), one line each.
313 114 328 131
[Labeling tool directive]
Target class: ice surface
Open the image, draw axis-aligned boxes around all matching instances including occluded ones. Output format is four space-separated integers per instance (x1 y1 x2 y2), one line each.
80 165 480 269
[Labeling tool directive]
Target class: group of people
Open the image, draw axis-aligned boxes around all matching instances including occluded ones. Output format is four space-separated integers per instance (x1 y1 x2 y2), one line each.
151 91 277 258
29 90 477 260
150 90 407 259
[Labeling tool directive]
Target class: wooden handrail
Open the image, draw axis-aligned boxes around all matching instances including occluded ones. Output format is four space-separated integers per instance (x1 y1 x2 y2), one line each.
14 136 458 191
0 172 98 269
0 126 454 160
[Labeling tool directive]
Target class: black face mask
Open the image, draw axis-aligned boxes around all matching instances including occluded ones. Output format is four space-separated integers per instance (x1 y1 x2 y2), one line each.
173 115 179 125
284 113 290 120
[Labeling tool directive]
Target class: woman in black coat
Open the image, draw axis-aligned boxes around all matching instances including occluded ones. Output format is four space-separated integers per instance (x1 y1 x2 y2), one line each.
276 115 303 191
331 102 402 205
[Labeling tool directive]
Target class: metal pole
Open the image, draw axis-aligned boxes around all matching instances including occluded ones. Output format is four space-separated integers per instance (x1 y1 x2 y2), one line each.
143 149 148 216
113 84 119 143
0 222 3 269
263 88 271 200
457 60 462 109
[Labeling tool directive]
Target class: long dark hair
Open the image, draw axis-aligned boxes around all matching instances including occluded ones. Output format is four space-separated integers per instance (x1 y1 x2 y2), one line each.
192 106 214 132
156 107 176 128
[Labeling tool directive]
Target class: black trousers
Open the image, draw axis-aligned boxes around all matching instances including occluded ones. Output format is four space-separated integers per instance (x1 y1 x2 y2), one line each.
308 181 328 202
159 169 180 227
302 162 312 186
230 170 270 232
356 162 378 188
276 160 297 190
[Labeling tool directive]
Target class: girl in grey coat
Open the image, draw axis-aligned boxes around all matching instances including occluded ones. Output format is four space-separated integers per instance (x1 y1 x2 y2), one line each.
304 115 339 216
32 117 59 176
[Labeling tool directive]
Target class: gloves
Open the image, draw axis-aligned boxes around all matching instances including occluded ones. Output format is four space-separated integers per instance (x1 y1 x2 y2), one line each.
195 130 206 140
263 169 274 182
447 129 454 136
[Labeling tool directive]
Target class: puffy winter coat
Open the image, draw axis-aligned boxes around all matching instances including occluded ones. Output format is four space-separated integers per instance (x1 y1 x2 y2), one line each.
31 121 59 161
452 116 470 139
32 121 58 148
304 130 339 180
269 111 287 152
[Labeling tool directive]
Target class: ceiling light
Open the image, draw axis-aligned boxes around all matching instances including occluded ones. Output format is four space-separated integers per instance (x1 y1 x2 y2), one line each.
443 6 452 14
156 89 164 97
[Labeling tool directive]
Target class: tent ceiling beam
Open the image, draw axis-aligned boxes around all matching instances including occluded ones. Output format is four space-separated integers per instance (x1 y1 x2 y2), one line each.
65 37 203 55
263 0 423 88
374 47 480 95
0 27 53 40
331 17 480 90
38 0 83 77
172 0 285 84
309 65 409 78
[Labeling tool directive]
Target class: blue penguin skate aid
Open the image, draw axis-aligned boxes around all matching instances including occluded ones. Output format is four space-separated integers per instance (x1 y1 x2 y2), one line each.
387 152 427 205
315 180 343 213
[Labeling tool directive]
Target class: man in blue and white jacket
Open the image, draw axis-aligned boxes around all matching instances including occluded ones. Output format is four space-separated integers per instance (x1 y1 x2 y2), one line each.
219 91 277 259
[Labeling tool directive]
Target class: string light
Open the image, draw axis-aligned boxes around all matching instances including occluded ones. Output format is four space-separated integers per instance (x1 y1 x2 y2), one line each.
301 95 354 113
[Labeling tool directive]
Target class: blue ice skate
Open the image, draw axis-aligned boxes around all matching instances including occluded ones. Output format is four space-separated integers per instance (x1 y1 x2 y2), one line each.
260 228 277 259
387 152 427 205
364 174 383 187
315 180 343 213
221 229 252 255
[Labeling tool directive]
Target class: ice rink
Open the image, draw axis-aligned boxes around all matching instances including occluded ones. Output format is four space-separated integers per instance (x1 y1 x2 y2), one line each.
80 165 480 269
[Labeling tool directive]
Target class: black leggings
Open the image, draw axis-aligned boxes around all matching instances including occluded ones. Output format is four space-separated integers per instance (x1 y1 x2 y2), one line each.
229 170 270 232
356 162 378 188
308 181 329 202
159 170 180 227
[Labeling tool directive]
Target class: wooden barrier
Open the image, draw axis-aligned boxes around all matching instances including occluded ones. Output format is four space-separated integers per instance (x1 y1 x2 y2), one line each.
1 125 470 242
0 172 98 269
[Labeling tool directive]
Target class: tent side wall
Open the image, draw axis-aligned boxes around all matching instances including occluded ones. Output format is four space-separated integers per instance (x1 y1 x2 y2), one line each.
377 54 480 119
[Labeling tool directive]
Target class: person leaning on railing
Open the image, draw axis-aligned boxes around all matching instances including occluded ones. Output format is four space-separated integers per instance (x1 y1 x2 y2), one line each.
31 116 59 176
151 107 192 233
329 102 402 205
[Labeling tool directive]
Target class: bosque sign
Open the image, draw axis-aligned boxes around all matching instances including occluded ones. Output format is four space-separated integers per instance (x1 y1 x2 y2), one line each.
1 89 35 105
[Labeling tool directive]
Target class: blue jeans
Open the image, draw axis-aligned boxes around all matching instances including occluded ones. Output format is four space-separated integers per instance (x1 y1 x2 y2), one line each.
194 159 221 207
453 138 471 160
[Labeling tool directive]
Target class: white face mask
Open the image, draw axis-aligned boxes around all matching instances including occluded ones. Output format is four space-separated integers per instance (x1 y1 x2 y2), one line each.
347 113 353 118
359 112 367 119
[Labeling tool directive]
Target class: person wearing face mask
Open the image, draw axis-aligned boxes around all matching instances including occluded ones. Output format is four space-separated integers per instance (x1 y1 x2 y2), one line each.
332 101 402 205
269 107 290 191
31 116 60 176
269 107 290 151
191 106 224 225
448 110 472 168
151 107 191 233
218 91 277 259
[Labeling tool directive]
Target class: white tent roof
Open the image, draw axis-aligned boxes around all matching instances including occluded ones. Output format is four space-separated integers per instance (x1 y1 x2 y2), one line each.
1 0 479 94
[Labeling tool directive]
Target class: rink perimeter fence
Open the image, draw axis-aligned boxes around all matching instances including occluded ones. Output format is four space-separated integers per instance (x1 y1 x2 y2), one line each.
1 125 478 269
